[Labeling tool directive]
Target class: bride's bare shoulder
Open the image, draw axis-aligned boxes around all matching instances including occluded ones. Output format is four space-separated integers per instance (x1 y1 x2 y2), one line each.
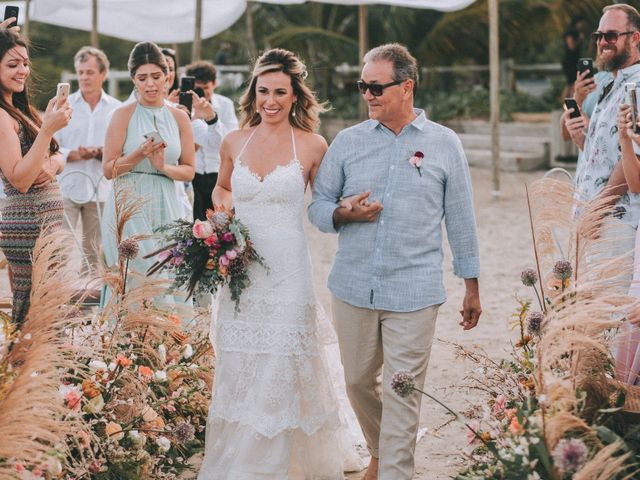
222 127 256 154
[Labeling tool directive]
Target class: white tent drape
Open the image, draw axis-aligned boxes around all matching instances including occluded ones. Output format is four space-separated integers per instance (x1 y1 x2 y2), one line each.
26 0 476 43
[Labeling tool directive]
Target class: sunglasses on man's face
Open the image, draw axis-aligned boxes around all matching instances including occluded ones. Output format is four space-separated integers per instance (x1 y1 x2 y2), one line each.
592 30 636 44
356 79 402 96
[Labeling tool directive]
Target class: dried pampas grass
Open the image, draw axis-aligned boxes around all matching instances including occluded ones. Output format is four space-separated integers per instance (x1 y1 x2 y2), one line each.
0 228 87 477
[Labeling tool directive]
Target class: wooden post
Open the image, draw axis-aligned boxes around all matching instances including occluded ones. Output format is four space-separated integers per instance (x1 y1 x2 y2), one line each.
23 0 30 37
192 0 202 61
358 5 368 120
246 2 257 60
91 0 98 47
489 0 500 197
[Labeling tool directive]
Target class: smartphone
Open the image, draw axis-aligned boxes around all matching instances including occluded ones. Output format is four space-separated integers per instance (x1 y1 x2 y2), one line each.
577 58 594 79
563 98 581 119
143 131 164 145
179 91 193 114
180 76 195 92
625 82 640 134
3 6 19 28
55 82 70 109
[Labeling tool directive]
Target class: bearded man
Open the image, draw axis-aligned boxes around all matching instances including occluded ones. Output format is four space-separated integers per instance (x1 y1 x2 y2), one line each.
564 3 640 289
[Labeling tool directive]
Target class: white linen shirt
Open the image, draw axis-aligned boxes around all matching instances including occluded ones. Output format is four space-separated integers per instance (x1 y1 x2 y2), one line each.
55 90 122 203
192 93 238 174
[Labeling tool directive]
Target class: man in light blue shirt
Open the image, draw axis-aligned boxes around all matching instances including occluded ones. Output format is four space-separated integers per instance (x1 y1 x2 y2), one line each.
308 44 481 480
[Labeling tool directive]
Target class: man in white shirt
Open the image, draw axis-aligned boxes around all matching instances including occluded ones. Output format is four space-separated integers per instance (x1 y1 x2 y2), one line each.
55 47 122 273
184 61 239 220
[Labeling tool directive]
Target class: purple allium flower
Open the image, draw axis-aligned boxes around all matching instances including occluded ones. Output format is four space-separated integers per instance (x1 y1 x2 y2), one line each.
211 211 230 229
553 260 573 281
552 438 589 475
118 238 139 260
391 370 415 398
520 268 538 287
186 239 194 247
527 312 545 336
174 421 195 444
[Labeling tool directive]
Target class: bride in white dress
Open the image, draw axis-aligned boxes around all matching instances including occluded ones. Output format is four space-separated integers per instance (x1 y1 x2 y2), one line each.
198 48 364 479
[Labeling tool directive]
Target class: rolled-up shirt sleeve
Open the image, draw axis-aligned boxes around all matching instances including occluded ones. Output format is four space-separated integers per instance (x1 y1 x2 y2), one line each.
308 134 345 234
444 133 480 279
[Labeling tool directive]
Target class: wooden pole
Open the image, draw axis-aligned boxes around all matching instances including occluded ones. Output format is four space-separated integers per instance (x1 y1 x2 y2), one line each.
489 0 500 197
91 0 98 47
358 5 368 120
246 2 257 60
192 0 202 61
23 0 30 37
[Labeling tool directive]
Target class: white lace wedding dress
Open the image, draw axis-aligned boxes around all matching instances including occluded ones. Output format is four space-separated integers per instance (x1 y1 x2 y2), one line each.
198 128 365 479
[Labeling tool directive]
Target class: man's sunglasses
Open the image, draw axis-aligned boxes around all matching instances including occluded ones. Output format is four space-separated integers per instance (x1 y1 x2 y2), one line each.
356 79 403 96
592 30 636 44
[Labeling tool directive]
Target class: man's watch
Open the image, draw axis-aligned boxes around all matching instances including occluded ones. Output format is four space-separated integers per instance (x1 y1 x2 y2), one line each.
205 112 219 125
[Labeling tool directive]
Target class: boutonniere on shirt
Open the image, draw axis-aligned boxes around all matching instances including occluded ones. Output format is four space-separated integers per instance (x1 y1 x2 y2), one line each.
409 151 424 176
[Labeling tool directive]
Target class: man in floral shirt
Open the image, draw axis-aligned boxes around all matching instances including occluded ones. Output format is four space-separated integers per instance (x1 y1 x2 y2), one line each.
565 4 640 283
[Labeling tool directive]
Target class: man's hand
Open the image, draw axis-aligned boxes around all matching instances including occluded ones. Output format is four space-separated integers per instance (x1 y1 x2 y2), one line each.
333 191 383 226
68 146 100 162
192 93 215 122
459 278 481 330
573 69 597 107
563 109 588 150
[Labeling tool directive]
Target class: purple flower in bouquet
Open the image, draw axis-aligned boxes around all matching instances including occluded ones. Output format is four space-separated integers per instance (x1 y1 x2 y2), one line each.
226 249 238 260
552 438 589 475
391 370 416 398
219 255 230 267
221 232 235 243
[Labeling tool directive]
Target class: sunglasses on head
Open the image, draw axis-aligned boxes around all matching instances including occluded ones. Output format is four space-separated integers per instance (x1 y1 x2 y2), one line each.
592 30 636 44
356 79 403 96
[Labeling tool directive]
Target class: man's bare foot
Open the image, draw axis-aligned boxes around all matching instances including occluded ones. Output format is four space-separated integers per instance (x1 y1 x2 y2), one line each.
363 457 378 480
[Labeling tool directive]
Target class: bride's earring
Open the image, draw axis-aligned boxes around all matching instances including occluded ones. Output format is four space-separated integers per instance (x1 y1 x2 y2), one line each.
291 102 297 117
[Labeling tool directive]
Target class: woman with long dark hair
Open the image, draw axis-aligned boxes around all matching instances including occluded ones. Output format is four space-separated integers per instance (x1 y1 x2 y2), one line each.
0 27 72 326
101 41 194 295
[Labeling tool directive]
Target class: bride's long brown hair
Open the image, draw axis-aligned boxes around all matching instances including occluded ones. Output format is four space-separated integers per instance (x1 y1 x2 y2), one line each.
0 28 58 153
239 48 327 133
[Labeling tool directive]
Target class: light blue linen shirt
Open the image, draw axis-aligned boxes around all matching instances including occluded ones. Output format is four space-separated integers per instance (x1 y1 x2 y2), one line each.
308 109 480 312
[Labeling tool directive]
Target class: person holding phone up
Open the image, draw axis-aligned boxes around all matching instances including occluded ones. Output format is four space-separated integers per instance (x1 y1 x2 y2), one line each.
183 61 238 221
101 41 195 300
564 4 640 292
0 26 72 327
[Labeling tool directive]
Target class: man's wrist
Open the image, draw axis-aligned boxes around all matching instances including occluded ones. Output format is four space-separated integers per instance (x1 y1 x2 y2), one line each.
205 112 219 125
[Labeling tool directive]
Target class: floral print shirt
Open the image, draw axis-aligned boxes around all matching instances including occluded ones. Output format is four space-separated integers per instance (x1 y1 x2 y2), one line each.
576 63 640 226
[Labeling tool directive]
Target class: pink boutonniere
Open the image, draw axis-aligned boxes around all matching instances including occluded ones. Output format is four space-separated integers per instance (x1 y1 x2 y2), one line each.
409 151 424 176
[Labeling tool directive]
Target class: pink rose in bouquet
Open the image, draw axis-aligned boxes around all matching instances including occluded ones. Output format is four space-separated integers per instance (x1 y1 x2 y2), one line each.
192 219 214 239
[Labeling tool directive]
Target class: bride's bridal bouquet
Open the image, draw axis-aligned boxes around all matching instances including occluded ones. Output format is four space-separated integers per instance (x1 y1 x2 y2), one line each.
146 207 266 307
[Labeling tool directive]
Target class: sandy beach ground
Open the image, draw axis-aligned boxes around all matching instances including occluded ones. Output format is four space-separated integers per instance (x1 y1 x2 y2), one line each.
0 165 554 479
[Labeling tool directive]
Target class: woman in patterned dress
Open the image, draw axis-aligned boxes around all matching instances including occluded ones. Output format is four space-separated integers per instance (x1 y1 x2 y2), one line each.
0 27 72 327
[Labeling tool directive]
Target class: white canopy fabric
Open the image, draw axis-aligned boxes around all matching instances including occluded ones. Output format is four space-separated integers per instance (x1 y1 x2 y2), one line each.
26 0 476 43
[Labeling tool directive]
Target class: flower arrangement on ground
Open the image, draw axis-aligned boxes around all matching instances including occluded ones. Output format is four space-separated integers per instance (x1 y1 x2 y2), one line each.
391 178 640 479
147 207 266 308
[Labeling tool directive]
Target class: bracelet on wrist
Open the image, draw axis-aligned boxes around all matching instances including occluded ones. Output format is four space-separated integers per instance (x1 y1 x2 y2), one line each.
206 113 219 125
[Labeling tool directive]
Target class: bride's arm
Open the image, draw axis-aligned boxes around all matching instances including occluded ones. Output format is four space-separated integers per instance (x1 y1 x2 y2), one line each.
306 133 329 190
212 137 234 210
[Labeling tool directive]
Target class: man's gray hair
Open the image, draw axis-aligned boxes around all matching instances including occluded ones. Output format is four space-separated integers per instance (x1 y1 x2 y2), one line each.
363 43 419 92
74 46 110 73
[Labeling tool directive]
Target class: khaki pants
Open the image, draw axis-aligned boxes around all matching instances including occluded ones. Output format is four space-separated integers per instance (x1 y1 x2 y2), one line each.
63 198 103 273
331 296 439 480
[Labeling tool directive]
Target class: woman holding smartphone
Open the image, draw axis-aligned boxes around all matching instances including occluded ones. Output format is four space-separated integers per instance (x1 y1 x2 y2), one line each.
101 42 194 297
0 26 72 326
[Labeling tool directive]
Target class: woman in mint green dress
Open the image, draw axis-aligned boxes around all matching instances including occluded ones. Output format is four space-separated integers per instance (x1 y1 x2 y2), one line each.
101 42 195 298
